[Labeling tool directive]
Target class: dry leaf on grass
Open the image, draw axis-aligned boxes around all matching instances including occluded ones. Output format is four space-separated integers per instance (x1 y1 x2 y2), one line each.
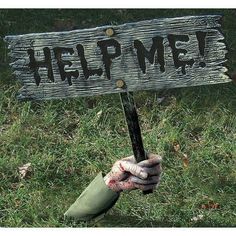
201 202 220 209
173 143 180 152
18 163 32 179
182 153 189 168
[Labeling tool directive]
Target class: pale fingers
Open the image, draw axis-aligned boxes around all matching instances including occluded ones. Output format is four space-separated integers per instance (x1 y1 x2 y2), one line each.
119 161 148 179
118 181 157 191
138 155 162 167
134 183 157 191
118 180 136 191
142 164 162 176
129 175 160 185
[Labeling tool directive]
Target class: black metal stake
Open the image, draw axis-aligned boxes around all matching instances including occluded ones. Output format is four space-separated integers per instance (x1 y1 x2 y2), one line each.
120 91 152 194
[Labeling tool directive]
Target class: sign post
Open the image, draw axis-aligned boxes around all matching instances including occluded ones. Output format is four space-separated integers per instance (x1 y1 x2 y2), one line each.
119 90 152 194
5 15 230 193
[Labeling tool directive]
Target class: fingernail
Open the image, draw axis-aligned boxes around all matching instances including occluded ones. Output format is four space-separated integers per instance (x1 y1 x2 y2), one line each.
140 171 148 179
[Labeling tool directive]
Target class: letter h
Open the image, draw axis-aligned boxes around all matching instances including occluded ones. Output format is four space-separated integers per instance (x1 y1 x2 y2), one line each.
27 47 54 86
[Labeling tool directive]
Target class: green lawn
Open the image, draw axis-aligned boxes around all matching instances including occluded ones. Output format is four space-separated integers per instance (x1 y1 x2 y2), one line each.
0 9 236 227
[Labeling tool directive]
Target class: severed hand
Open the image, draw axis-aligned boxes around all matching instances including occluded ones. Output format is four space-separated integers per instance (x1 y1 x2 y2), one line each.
104 153 162 193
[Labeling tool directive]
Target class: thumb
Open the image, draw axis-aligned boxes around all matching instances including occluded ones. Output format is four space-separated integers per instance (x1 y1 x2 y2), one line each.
119 161 148 179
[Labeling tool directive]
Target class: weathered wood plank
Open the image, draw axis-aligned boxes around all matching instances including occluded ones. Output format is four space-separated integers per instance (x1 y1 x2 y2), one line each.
5 15 230 100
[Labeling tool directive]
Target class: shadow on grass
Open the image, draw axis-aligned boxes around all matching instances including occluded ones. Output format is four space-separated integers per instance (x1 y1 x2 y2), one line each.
98 213 173 227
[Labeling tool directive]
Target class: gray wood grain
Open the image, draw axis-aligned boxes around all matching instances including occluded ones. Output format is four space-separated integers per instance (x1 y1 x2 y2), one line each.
5 15 230 100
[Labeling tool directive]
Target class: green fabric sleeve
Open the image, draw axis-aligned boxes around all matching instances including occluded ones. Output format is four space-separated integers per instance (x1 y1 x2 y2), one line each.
64 172 120 221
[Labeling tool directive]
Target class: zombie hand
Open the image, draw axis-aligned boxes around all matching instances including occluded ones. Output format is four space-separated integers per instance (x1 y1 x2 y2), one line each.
104 153 162 193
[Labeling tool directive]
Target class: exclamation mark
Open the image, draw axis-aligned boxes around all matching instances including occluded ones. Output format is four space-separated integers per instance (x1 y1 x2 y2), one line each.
196 31 207 68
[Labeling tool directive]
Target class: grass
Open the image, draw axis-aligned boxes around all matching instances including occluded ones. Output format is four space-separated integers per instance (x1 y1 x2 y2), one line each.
0 9 236 227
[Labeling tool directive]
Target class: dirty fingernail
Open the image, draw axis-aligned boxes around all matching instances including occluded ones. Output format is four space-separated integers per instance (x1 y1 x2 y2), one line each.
140 171 148 179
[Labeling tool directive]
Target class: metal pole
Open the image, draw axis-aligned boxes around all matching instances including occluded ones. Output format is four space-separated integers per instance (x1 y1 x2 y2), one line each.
119 91 152 194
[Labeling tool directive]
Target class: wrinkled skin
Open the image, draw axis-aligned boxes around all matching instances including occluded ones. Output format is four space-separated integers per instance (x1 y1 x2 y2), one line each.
104 153 162 193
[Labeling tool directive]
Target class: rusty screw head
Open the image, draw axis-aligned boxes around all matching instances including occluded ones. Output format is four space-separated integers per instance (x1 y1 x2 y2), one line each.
105 28 115 37
116 79 125 88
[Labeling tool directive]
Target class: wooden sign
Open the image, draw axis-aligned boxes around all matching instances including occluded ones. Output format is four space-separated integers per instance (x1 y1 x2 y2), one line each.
5 15 230 100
